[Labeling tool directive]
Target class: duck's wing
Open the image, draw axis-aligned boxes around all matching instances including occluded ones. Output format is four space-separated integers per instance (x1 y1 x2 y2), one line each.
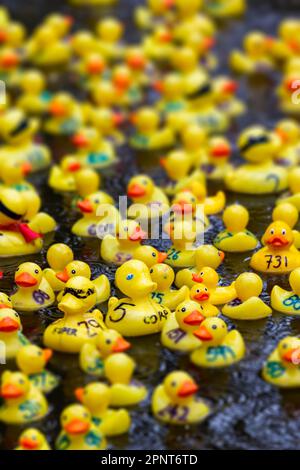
79 343 104 376
93 274 111 304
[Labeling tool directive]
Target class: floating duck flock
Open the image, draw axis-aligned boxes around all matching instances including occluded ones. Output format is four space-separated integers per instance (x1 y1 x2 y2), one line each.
0 0 300 451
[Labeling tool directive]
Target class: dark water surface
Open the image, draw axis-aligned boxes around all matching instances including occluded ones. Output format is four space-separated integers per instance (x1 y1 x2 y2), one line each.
1 0 300 451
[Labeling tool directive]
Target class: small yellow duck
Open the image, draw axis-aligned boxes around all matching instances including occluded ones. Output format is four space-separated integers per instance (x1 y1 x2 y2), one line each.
127 174 169 219
43 243 74 292
168 190 210 234
222 272 271 320
44 93 83 136
161 299 206 352
274 119 300 167
250 221 300 273
55 404 106 450
272 203 300 249
196 184 226 215
71 126 116 169
152 371 210 425
156 73 189 131
278 167 300 210
48 156 83 193
15 428 51 450
142 26 175 63
262 336 300 388
25 24 71 67
79 329 131 377
95 18 124 61
89 106 125 145
16 69 50 116
229 32 275 75
55 260 110 305
201 136 232 180
0 370 48 424
16 345 59 394
0 159 36 197
104 353 147 406
75 382 131 436
130 107 174 150
0 307 30 359
43 276 105 353
204 0 246 18
165 220 198 268
133 245 167 268
100 219 147 265
189 284 220 317
271 267 300 315
190 317 246 368
149 263 189 310
214 204 258 252
213 77 245 120
11 262 55 312
106 260 170 336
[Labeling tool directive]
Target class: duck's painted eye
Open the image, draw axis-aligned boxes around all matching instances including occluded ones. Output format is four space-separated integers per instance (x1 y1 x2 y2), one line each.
270 229 275 235
38 351 42 356
14 312 19 317
95 200 99 204
35 269 39 274
152 252 156 257
71 270 76 274
282 343 288 349
205 288 208 292
282 229 286 235
212 324 217 330
126 274 134 280
19 378 24 384
106 339 111 344
83 413 89 418
171 381 176 387
200 272 204 276
124 227 128 232
150 269 153 273
181 307 186 312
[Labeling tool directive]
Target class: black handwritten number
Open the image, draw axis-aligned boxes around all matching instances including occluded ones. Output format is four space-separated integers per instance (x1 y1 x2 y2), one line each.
265 255 288 270
273 256 282 269
109 302 135 323
77 319 101 337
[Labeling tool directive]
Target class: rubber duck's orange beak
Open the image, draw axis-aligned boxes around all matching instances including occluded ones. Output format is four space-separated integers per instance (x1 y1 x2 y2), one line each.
64 15 74 26
163 0 174 8
159 157 166 168
172 201 193 214
21 162 32 176
72 133 89 148
112 112 125 126
68 161 81 172
1 383 23 399
114 73 131 90
43 348 53 362
64 419 89 435
157 251 167 263
193 325 213 341
130 113 137 125
127 55 146 70
74 387 84 402
211 143 231 158
222 80 238 94
77 199 93 213
56 268 70 283
288 39 300 53
184 310 205 325
0 317 19 332
192 273 203 283
275 128 289 144
218 250 225 261
1 52 19 68
203 36 216 50
49 101 67 117
20 437 39 450
286 78 298 93
192 291 210 301
129 226 147 241
0 30 8 43
127 183 146 198
87 58 105 74
15 272 38 287
158 30 172 42
283 348 300 363
153 80 164 93
265 234 289 247
177 380 198 397
112 337 131 352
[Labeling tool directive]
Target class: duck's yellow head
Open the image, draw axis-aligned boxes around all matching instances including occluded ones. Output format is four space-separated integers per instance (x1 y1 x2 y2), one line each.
190 283 210 303
288 167 300 195
277 336 300 365
127 175 155 201
115 260 157 297
235 272 263 301
3 22 26 48
149 263 174 290
34 25 57 46
213 77 238 103
92 80 117 107
74 169 101 198
71 31 96 57
288 268 300 295
112 65 132 92
71 126 101 151
0 108 38 144
19 69 46 94
172 46 198 73
75 382 111 412
175 299 205 332
131 107 160 133
0 307 21 334
15 262 43 289
275 119 300 145
175 0 202 14
77 191 113 217
61 404 92 436
243 31 269 56
279 19 300 43
56 260 91 283
262 221 294 249
163 371 199 403
208 136 232 161
272 203 298 230
58 276 96 316
16 344 52 375
0 293 12 309
45 13 73 38
223 204 249 232
159 73 184 99
48 93 76 118
195 245 224 270
0 370 30 400
182 124 207 151
18 428 48 450
171 190 197 215
148 0 174 14
193 317 227 345
104 353 136 385
96 329 131 356
160 150 192 180
46 243 74 272
117 219 147 243
84 52 106 76
96 18 123 42
238 126 281 163
191 266 219 289
134 245 167 267
0 159 32 185
91 108 123 134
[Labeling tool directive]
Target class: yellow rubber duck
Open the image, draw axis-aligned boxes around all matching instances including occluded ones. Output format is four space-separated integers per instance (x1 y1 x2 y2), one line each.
201 136 232 180
11 262 55 312
79 329 131 377
25 24 71 67
104 353 147 406
16 345 59 393
262 336 300 388
0 159 36 196
130 107 174 150
189 284 220 317
149 263 189 310
214 204 258 252
173 0 215 38
196 183 226 215
75 382 131 436
95 18 124 61
272 203 300 249
274 119 300 167
106 259 170 336
165 220 198 268
55 260 110 305
135 0 175 31
55 404 106 450
73 167 102 200
277 167 300 210
0 47 21 87
271 267 300 315
127 174 169 220
112 64 143 108
71 126 116 169
152 370 210 425
44 93 83 136
156 73 189 131
0 307 30 359
171 46 208 96
16 69 51 116
100 219 148 265
161 299 206 352
222 272 271 320
133 245 167 268
73 52 106 90
225 126 288 194
168 190 210 234
43 276 105 353
250 221 300 273
179 123 208 166
190 317 246 367
0 108 51 171
49 156 94 193
213 77 245 119
204 0 246 18
189 267 236 305
43 243 74 292
15 428 51 450
89 106 125 145
229 32 275 75
72 191 119 238
0 370 48 424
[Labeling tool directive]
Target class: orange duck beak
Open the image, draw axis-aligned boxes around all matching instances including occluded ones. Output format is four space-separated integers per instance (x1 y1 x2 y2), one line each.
77 199 93 213
68 161 81 172
283 348 300 363
87 58 105 74
203 36 216 50
1 383 23 399
0 30 8 43
43 348 53 362
127 183 146 198
157 251 167 263
112 112 125 126
222 80 238 94
15 272 37 287
1 51 19 68
265 234 289 247
0 317 19 332
127 55 146 70
20 437 39 450
211 143 231 158
49 101 67 117
112 337 131 352
74 387 84 402
275 128 289 144
193 325 213 341
192 273 203 283
193 291 210 301
184 310 205 325
177 380 198 397
129 226 147 241
56 268 70 283
64 419 89 435
0 303 11 309
72 132 89 148
172 201 193 214
21 162 32 176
